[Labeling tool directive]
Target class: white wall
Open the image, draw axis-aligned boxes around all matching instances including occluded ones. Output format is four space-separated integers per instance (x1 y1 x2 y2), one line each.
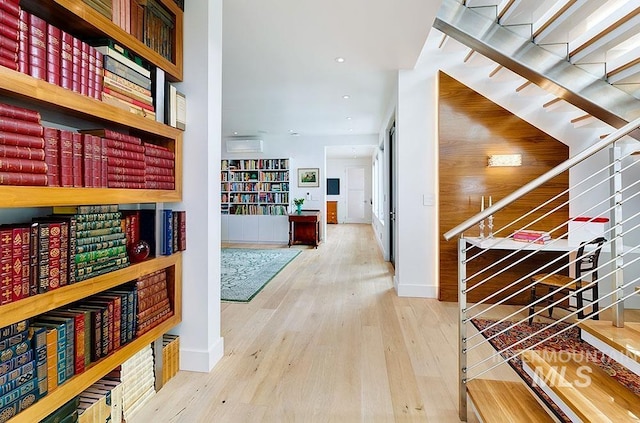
173 0 224 372
222 134 377 241
326 158 373 224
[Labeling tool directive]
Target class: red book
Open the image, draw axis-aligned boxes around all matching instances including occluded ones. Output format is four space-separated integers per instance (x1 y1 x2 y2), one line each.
28 13 47 80
106 147 144 161
0 102 41 122
143 143 175 159
104 138 144 153
60 31 72 90
100 137 107 187
79 129 141 145
20 227 29 298
46 24 61 86
0 33 18 52
0 9 19 30
145 181 175 190
87 46 96 99
108 181 144 189
10 227 22 302
108 166 145 176
107 156 145 169
0 24 18 43
107 173 145 183
121 210 140 248
177 211 186 251
43 127 59 186
0 157 47 173
81 134 93 187
0 144 45 160
71 37 81 93
144 174 175 183
0 1 20 15
17 10 28 74
94 49 103 100
72 132 82 187
0 116 43 136
144 165 174 176
92 135 101 188
0 171 47 185
0 131 44 148
144 156 174 168
0 55 17 71
0 228 12 305
59 130 73 187
80 41 89 96
0 47 17 61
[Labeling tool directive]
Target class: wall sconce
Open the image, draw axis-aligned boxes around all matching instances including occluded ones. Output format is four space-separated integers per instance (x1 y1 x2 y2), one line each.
488 154 522 167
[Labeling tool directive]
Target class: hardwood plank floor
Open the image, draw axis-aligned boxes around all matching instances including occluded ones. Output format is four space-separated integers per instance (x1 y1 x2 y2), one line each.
133 224 472 422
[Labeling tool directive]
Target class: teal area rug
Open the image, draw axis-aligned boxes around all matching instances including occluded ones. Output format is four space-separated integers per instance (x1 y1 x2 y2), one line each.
221 248 301 302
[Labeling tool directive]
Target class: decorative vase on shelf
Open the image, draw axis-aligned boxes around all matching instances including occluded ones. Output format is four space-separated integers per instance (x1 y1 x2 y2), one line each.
296 204 302 214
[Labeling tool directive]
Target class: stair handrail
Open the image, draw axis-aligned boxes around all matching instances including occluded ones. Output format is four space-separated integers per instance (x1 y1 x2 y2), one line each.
443 116 640 241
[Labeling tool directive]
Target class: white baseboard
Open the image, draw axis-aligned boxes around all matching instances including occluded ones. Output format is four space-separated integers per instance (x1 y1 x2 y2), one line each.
179 336 224 372
396 283 438 298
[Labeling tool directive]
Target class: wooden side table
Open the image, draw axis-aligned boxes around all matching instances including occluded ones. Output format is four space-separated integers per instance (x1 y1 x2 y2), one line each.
288 210 321 248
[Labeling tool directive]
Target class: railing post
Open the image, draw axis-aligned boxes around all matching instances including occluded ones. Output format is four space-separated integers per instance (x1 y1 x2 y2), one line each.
458 236 468 421
609 145 624 328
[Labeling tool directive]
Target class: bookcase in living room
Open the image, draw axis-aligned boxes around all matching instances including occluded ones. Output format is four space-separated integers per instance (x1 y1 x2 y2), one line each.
0 0 183 422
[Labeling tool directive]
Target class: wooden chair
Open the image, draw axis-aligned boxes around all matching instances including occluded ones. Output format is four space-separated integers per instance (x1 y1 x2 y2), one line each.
528 237 606 324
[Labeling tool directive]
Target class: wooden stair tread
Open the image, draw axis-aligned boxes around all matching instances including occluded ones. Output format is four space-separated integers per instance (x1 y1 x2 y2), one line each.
466 379 554 423
579 320 640 364
522 350 640 422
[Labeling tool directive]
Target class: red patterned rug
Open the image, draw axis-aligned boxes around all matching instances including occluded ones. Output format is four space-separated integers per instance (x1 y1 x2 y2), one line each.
470 319 640 422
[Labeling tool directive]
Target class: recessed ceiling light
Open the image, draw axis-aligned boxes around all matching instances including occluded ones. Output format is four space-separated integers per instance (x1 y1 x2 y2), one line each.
233 131 238 135
348 128 353 132
346 117 352 120
335 57 345 63
342 95 350 99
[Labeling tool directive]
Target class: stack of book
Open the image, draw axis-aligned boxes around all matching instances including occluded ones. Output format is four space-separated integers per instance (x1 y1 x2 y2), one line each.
144 0 175 62
94 41 155 120
135 269 172 336
143 142 175 189
80 129 146 189
106 345 155 422
78 378 123 423
512 229 552 244
52 205 130 282
0 0 20 72
80 133 105 188
0 103 47 186
161 334 179 384
0 319 42 418
33 313 77 388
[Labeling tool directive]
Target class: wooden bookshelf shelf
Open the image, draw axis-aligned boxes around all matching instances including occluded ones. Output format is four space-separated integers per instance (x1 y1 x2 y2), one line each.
0 253 181 329
10 314 181 423
0 66 181 140
20 0 183 81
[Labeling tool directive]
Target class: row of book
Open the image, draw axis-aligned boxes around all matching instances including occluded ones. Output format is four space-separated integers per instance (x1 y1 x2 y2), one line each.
161 334 179 385
82 0 176 63
0 102 175 188
511 229 552 244
0 319 47 423
122 209 186 257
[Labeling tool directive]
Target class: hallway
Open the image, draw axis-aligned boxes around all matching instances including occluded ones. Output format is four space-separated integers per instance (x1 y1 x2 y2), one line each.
134 224 466 422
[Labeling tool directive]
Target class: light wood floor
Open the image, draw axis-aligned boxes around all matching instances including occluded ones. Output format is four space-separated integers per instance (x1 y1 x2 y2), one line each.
133 224 471 422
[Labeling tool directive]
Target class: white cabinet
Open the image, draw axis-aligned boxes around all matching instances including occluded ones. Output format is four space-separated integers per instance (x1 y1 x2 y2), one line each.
223 215 289 244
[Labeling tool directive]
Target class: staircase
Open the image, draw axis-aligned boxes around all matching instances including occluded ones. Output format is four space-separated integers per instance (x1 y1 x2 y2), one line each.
437 1 640 421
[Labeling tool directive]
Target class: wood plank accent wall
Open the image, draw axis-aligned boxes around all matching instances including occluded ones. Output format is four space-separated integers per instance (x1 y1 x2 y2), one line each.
438 72 569 303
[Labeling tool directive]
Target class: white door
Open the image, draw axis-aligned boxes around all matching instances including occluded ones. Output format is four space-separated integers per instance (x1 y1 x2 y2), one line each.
347 167 366 222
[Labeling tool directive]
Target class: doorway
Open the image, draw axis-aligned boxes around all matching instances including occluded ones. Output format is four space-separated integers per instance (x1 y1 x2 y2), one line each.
388 122 396 267
346 167 367 222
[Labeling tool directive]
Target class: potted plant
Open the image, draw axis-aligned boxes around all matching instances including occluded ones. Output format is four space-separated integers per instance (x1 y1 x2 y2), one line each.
293 198 304 214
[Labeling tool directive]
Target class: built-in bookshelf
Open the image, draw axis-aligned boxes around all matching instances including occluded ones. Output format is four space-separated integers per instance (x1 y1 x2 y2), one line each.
221 159 290 215
0 0 183 421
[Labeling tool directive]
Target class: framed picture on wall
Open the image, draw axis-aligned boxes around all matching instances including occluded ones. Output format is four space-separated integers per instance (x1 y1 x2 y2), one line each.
298 168 320 187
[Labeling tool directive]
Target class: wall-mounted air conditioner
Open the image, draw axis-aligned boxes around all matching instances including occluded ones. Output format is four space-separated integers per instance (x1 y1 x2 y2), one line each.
226 139 263 153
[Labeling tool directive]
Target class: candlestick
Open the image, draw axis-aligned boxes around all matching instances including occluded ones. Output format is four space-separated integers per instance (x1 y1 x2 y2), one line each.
489 196 492 207
481 196 484 211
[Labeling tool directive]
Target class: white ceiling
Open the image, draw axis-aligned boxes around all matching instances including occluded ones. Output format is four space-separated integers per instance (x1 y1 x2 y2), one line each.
221 0 441 142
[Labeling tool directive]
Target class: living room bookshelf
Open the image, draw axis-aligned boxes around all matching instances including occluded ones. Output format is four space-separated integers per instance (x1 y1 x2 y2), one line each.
221 159 290 216
0 0 183 421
